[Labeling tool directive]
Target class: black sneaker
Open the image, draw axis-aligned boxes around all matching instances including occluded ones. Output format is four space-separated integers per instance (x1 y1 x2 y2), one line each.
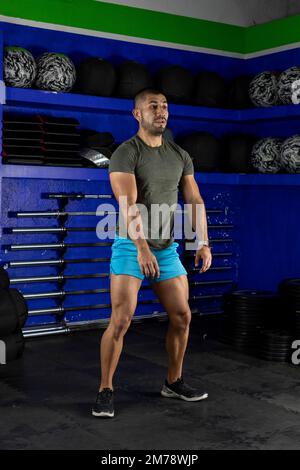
92 388 114 418
161 378 208 402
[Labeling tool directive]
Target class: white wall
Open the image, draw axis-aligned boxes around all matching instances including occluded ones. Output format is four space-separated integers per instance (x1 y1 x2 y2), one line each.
98 0 300 26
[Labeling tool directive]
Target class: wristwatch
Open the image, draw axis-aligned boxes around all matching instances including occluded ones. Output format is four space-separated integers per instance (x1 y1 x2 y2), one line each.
197 240 211 250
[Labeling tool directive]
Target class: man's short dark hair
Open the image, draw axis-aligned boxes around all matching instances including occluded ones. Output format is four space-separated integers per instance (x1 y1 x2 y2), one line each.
134 88 166 108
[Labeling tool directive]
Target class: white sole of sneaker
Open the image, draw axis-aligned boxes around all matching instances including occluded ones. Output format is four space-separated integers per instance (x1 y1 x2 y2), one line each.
161 386 208 402
92 410 114 418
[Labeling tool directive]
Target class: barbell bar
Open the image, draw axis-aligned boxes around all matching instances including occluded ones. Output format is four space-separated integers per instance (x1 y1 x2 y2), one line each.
6 257 110 268
8 224 234 234
26 294 224 316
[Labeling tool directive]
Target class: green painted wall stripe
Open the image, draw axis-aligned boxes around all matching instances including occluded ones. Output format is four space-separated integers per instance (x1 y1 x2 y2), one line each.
246 13 300 53
2 0 300 56
0 0 244 53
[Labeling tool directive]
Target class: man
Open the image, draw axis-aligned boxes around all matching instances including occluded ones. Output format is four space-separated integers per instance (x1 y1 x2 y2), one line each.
92 88 212 418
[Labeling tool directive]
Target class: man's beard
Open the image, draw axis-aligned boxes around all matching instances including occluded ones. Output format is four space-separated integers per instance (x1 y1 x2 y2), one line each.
142 120 166 136
150 127 165 136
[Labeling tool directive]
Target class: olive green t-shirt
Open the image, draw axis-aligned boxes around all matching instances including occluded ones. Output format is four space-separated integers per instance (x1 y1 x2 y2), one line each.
108 134 194 249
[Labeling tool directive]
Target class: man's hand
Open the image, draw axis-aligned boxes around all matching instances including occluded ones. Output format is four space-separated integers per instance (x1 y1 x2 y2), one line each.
137 246 160 278
195 246 212 273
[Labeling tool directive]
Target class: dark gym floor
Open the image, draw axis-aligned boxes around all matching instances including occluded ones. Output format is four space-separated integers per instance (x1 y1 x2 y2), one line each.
1 316 300 450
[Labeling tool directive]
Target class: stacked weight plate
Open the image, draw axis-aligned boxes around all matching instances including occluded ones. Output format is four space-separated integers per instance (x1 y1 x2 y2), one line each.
221 290 276 353
296 311 300 339
2 113 85 167
258 329 294 362
278 278 300 332
38 115 81 166
2 114 44 165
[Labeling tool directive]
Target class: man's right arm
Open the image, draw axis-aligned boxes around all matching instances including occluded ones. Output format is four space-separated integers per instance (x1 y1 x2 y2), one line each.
109 172 160 278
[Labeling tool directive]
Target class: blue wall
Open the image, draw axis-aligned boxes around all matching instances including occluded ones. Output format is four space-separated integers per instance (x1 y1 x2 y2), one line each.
1 21 300 328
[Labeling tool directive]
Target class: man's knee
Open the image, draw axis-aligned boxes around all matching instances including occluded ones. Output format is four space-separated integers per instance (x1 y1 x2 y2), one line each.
110 306 134 340
170 307 191 330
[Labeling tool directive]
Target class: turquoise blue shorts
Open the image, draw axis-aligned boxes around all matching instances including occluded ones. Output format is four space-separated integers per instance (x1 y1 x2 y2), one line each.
110 235 187 282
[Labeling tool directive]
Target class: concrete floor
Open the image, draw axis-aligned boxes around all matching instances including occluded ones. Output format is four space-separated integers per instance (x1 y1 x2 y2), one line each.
1 316 300 450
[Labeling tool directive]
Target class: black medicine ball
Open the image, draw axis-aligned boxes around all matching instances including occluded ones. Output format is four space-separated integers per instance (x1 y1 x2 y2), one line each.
179 132 221 172
227 75 253 109
76 57 116 96
156 65 194 103
194 71 226 107
81 130 115 148
221 134 257 173
117 61 152 98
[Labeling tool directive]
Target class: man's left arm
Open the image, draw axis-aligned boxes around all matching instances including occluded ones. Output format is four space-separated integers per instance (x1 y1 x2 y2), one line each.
179 174 212 273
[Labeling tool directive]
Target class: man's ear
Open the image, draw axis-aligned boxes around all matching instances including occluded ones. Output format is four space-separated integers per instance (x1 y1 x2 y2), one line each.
132 108 140 122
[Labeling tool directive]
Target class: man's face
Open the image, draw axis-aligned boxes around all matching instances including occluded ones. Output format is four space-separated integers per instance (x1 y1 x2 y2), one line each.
134 94 169 135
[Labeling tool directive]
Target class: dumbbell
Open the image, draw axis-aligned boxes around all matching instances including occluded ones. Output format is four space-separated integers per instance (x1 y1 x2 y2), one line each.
0 331 25 364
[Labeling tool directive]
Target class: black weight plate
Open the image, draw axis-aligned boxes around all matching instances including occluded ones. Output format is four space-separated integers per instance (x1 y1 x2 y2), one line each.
37 115 79 126
226 323 264 330
3 124 40 133
2 157 44 165
222 337 260 346
259 348 291 356
263 328 293 336
259 355 289 362
260 343 293 351
262 331 293 340
3 146 42 156
43 132 80 142
230 295 275 301
260 351 292 358
0 268 9 289
223 327 263 335
3 138 42 146
280 279 300 288
281 297 300 304
44 160 83 167
230 300 274 309
225 307 265 314
278 277 300 290
229 330 263 336
229 303 274 311
263 336 293 344
230 292 274 302
279 294 300 301
226 315 264 322
231 289 273 296
262 343 293 350
222 324 262 332
8 289 28 328
3 129 42 136
0 330 25 362
259 353 291 360
226 311 263 320
0 289 19 336
3 113 39 123
230 304 272 310
43 143 79 151
262 333 293 341
231 335 261 340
